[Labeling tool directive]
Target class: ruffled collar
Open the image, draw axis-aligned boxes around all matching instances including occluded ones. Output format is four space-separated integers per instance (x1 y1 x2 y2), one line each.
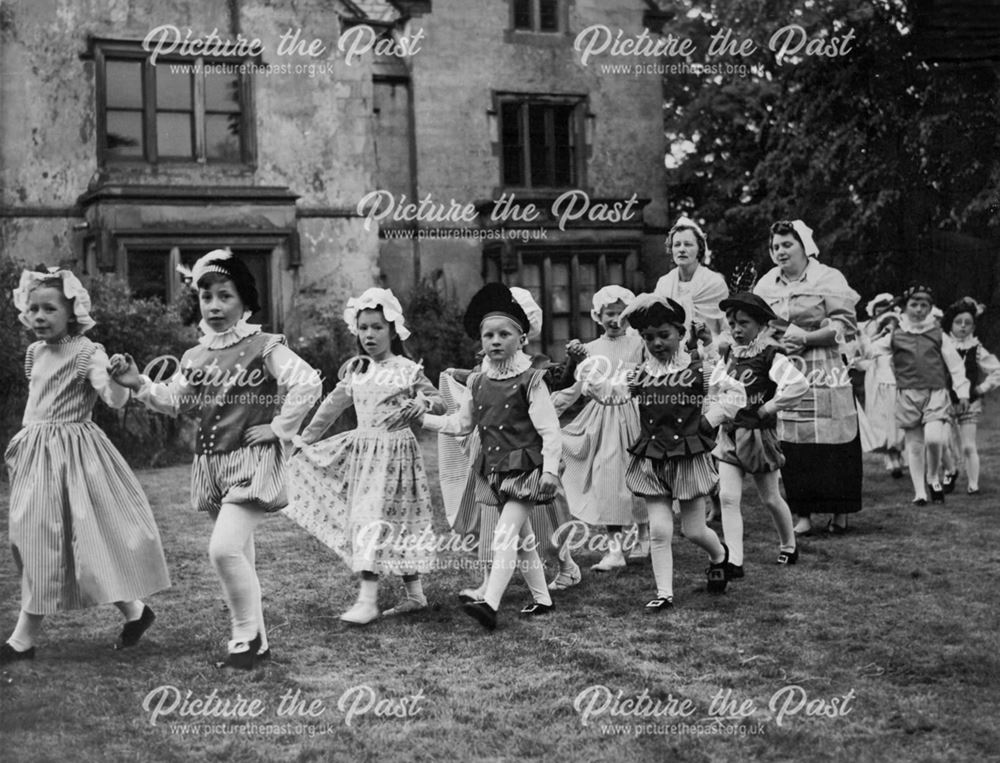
198 317 262 349
482 351 532 380
642 348 692 376
730 336 770 359
950 334 980 350
898 315 938 335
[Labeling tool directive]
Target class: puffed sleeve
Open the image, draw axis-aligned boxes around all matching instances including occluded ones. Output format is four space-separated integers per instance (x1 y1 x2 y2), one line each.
526 370 562 475
819 266 860 344
84 344 130 409
704 359 747 427
423 373 478 436
975 344 1000 398
765 352 810 412
411 368 446 414
134 348 200 416
264 339 323 441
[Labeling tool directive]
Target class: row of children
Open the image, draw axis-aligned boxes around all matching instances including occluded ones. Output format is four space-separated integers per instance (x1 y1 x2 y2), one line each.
1 246 808 668
6 235 994 667
855 287 1000 505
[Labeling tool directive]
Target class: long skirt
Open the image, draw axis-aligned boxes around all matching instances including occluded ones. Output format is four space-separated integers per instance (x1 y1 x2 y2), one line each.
780 434 863 517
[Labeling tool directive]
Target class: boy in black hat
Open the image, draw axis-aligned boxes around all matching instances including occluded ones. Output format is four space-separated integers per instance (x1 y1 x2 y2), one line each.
713 293 809 574
419 283 562 630
617 294 746 609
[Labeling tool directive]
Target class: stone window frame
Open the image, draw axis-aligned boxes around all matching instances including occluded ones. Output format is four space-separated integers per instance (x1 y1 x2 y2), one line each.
493 91 588 191
485 244 637 357
97 232 289 331
86 38 258 168
509 0 565 34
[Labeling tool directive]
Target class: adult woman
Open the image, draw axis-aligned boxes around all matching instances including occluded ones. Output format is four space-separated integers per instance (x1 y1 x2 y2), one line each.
753 220 862 534
654 216 729 338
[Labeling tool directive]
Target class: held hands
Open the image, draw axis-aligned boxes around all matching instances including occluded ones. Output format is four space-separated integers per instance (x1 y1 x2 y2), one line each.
565 340 588 361
244 424 279 447
108 353 142 391
538 471 561 500
693 321 713 346
955 398 970 416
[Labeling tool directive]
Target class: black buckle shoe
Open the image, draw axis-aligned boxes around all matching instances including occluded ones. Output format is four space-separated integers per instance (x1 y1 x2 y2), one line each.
706 544 730 593
115 605 156 649
644 596 674 613
942 471 958 494
519 602 555 617
461 601 497 631
218 633 262 670
776 548 798 565
929 485 945 504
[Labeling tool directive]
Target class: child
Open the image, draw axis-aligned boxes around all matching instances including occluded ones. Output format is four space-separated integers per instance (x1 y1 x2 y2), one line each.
857 294 905 477
870 285 969 504
552 285 648 571
283 288 444 625
617 294 746 610
439 287 581 602
112 250 321 669
941 297 1000 494
415 283 562 630
2 268 170 664
713 294 809 575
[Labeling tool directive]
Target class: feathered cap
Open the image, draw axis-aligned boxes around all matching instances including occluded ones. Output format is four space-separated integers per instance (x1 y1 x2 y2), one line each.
190 249 261 314
343 287 410 341
12 266 97 333
463 283 531 340
510 287 543 342
619 293 687 332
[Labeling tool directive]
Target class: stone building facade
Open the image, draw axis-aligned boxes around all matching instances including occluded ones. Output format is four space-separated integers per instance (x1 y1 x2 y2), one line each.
0 0 669 355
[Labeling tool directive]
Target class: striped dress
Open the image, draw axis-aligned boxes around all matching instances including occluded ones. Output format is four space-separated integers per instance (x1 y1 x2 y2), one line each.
553 334 647 526
4 336 170 614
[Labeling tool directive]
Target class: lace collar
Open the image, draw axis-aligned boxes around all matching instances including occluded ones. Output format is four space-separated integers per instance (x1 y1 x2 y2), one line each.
198 317 262 349
730 337 771 359
482 351 532 380
898 315 938 335
642 348 692 376
950 334 980 350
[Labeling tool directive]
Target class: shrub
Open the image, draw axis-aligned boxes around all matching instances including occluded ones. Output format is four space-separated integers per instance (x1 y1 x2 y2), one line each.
404 275 479 381
0 263 198 471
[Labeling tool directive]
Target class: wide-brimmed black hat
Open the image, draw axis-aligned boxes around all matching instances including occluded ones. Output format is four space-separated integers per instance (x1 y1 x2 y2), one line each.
463 282 531 339
719 292 778 325
619 293 686 331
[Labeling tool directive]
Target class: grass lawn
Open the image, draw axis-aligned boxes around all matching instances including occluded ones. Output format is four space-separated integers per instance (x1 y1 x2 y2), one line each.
2 408 999 762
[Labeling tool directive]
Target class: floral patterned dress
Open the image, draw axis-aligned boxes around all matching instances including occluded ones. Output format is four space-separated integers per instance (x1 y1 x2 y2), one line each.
283 356 444 575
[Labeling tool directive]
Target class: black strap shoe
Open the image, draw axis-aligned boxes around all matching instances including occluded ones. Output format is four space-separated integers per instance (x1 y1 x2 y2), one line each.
116 605 156 649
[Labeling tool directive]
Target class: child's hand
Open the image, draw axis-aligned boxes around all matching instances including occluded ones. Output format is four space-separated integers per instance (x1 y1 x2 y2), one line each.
538 471 561 500
565 340 588 361
955 398 970 416
109 353 142 390
244 424 279 446
693 321 713 346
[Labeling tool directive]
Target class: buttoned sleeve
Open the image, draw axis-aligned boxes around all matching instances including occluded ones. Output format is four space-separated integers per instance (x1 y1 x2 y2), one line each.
975 344 1000 396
